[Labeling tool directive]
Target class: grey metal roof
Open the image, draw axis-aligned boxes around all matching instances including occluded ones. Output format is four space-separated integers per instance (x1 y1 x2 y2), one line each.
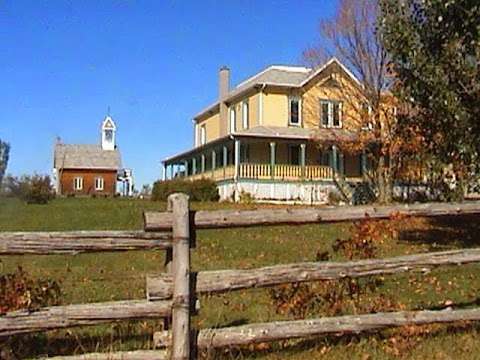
54 144 122 170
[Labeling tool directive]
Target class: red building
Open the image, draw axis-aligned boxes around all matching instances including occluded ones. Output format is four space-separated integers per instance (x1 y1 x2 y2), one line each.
53 116 123 196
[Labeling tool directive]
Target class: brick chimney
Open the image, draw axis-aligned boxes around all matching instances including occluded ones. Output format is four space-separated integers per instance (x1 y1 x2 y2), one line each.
219 66 230 136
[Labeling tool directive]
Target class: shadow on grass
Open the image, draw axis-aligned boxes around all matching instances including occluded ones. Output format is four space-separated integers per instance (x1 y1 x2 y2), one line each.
399 214 480 250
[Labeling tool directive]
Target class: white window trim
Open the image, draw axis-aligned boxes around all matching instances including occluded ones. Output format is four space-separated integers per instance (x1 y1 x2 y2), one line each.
73 177 83 191
361 103 374 130
194 123 199 147
320 100 342 129
242 100 249 129
288 96 302 126
200 124 206 145
95 177 104 191
229 107 236 133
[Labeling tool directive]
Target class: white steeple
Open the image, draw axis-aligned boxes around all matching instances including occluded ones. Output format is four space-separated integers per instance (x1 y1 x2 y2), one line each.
101 115 116 151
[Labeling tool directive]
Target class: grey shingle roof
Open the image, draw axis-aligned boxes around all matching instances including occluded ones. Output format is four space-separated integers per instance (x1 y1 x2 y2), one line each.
236 126 358 142
194 66 312 119
54 144 122 170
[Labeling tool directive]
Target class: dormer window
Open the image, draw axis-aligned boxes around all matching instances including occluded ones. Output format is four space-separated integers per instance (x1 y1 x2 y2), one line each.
229 107 236 133
289 96 301 126
242 101 249 129
320 100 342 128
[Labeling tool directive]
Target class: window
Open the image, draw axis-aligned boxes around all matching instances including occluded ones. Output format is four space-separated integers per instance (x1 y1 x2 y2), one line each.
200 125 206 145
229 107 236 133
242 101 249 129
73 177 83 191
95 177 104 191
361 102 373 130
289 97 301 125
105 129 113 141
288 145 300 165
320 100 342 128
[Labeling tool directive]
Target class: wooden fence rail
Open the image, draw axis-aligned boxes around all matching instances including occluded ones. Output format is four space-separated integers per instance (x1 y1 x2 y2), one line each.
0 230 172 254
0 299 172 337
146 247 480 300
154 307 480 349
144 200 480 230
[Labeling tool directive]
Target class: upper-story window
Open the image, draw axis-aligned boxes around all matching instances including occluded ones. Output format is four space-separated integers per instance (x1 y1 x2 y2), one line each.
95 177 104 191
73 177 83 191
200 124 206 145
289 96 301 126
320 100 342 128
361 102 373 130
242 100 249 129
229 107 236 133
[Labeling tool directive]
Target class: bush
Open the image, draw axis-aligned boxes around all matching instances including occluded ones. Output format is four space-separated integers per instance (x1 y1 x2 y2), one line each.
4 175 55 204
352 182 376 205
152 178 219 202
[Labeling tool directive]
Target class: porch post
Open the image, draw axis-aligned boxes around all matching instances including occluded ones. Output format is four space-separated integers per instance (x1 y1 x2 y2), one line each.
163 163 167 181
270 141 276 179
183 160 188 177
170 164 174 179
192 157 197 175
300 143 306 178
339 151 345 176
332 145 338 175
201 154 206 173
234 139 241 180
361 150 367 176
223 145 228 179
211 150 216 176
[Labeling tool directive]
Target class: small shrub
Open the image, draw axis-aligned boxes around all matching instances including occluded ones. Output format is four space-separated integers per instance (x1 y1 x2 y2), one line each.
352 182 376 205
0 266 61 314
239 190 254 204
327 190 343 205
4 175 55 204
152 178 219 202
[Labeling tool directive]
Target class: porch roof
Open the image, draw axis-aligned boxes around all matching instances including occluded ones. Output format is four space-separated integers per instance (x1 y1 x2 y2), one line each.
162 126 358 164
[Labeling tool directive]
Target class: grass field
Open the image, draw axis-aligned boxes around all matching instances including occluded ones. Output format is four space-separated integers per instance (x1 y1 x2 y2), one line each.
1 197 480 359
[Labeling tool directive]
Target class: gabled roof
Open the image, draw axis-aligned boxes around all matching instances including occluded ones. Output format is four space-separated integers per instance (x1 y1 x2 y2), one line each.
54 144 122 170
194 58 361 120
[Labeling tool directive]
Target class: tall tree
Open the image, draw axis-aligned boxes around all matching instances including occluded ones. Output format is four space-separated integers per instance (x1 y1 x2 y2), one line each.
0 140 10 186
304 0 421 203
380 0 480 197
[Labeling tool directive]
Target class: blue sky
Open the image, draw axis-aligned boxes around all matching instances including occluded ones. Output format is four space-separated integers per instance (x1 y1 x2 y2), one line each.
0 0 336 188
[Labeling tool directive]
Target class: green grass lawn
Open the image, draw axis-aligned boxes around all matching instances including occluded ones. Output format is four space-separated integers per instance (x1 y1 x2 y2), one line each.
1 197 480 359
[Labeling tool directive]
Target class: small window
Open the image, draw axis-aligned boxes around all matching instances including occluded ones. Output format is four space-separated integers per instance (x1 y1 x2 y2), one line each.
229 107 236 133
95 177 104 191
242 101 249 129
320 100 342 128
289 97 301 125
200 125 206 145
361 102 373 130
73 177 83 191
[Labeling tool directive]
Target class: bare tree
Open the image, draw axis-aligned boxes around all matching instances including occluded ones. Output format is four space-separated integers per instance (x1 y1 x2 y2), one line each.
304 0 420 203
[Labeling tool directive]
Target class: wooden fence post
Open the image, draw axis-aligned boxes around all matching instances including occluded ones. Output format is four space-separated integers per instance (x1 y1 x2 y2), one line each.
169 193 191 360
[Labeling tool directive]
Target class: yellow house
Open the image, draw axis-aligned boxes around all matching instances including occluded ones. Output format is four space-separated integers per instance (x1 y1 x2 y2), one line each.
163 58 371 203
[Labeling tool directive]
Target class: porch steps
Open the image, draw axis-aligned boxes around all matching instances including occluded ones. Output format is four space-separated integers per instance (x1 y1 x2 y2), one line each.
333 173 355 204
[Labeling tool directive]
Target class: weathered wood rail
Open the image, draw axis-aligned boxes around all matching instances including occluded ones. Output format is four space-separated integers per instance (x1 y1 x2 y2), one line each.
144 200 480 230
0 299 172 337
3 196 480 359
147 247 480 300
0 230 171 254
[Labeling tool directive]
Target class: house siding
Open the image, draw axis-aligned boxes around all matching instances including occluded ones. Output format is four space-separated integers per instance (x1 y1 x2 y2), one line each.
59 169 117 196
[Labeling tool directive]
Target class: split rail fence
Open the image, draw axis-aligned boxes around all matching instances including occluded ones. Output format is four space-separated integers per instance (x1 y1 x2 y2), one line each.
2 197 480 359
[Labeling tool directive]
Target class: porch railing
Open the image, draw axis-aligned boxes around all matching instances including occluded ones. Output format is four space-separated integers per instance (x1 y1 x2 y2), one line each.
185 164 333 182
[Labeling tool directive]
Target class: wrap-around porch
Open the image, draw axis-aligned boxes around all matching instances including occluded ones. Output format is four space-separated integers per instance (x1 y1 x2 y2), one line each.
163 136 368 183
